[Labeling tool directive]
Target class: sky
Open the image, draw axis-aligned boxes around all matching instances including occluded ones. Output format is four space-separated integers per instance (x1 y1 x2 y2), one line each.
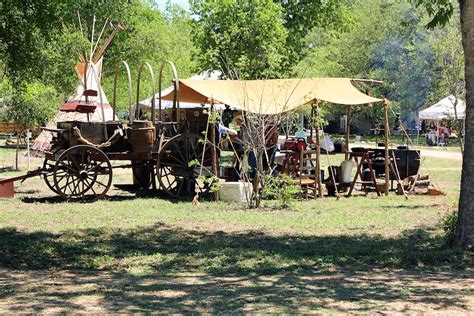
155 0 190 12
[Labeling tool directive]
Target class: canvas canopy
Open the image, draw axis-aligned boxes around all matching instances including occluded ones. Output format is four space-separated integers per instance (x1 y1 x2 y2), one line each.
419 95 465 120
161 78 383 115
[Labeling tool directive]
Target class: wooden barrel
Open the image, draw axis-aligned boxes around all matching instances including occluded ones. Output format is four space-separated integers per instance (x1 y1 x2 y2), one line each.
131 120 155 153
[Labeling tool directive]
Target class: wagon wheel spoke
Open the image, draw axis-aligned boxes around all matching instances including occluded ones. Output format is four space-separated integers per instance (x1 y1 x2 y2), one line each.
86 179 98 196
70 177 82 197
43 158 61 195
171 144 187 165
57 174 73 193
85 163 100 173
81 147 86 166
176 177 185 195
157 133 213 199
68 152 81 172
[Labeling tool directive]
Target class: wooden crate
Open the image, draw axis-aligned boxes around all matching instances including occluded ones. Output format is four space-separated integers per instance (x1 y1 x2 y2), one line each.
0 180 14 198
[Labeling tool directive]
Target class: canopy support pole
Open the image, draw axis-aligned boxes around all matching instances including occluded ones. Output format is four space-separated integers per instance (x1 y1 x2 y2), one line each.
313 102 323 198
345 105 352 160
210 102 219 201
383 99 390 196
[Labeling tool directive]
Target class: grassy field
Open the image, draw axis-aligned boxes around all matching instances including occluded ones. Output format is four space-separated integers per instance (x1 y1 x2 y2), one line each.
0 144 472 313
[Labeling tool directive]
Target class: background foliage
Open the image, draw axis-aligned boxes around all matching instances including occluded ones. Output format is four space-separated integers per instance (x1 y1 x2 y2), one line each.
0 0 464 129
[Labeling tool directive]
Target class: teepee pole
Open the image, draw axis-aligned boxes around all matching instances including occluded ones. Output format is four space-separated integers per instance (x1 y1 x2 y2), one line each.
77 11 84 37
90 15 96 61
91 18 109 59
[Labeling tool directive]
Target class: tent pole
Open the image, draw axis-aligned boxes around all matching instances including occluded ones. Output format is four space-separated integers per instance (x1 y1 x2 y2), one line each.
436 120 439 145
210 102 219 201
314 102 323 198
383 99 390 196
345 105 352 160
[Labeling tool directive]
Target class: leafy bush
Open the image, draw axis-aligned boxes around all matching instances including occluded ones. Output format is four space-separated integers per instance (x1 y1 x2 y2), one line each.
261 174 300 209
2 81 60 129
442 211 458 245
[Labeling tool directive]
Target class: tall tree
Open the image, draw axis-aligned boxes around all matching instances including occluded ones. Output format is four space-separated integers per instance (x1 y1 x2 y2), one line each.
275 0 348 66
455 0 474 247
295 0 438 126
190 0 289 79
414 0 473 247
0 0 137 93
190 0 348 79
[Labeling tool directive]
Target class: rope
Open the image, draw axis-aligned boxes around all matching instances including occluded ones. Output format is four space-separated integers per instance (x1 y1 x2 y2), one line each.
199 109 212 177
72 126 123 149
319 122 340 198
192 108 213 204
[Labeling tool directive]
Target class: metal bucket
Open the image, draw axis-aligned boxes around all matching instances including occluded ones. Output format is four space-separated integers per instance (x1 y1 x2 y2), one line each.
131 120 155 153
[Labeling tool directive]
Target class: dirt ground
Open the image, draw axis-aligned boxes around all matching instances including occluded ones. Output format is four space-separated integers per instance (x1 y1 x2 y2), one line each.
0 268 472 313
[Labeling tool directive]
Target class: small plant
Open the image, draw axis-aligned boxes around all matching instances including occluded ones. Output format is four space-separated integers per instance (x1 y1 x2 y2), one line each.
188 159 221 199
261 174 300 209
441 210 458 245
198 175 221 193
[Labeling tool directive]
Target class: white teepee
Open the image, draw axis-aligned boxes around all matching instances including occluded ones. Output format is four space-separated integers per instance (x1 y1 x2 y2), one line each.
32 18 122 153
32 59 116 152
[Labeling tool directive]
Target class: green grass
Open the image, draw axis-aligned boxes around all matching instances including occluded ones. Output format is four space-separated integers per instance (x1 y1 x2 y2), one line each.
0 146 472 312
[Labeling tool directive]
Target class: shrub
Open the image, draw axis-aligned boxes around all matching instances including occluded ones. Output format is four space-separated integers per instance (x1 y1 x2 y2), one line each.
261 174 300 209
442 210 458 245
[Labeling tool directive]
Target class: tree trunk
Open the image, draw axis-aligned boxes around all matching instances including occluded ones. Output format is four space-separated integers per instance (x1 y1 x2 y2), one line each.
455 0 474 247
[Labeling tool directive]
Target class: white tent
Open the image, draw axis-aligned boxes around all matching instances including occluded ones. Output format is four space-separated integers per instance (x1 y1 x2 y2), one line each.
419 95 465 120
136 70 226 111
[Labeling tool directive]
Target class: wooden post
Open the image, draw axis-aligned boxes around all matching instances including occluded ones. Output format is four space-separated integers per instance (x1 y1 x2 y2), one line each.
15 132 20 171
210 103 219 200
383 99 390 196
345 105 352 160
314 103 323 198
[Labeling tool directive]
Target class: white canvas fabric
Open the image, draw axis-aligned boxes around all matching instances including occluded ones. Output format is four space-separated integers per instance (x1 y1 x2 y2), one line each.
32 58 116 152
419 95 465 120
136 70 226 111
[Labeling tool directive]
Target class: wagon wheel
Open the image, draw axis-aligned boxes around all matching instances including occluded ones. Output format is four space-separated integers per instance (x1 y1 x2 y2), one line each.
52 145 112 202
156 133 214 198
42 158 60 195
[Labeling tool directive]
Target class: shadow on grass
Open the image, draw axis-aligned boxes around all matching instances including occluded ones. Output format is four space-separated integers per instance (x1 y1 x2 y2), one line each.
0 224 470 312
20 186 203 204
0 167 16 173
0 224 466 273
20 195 68 204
